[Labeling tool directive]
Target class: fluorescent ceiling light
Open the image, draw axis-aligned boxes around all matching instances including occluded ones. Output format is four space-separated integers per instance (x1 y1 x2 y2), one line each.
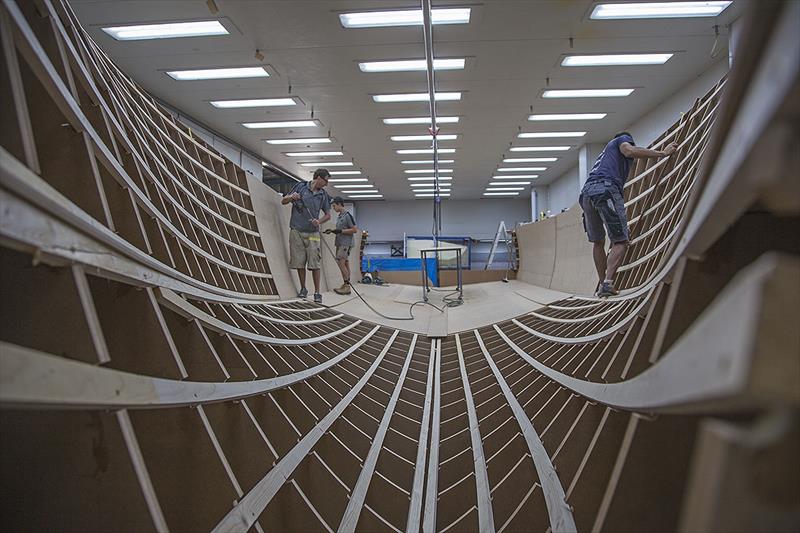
329 178 368 183
484 192 520 196
210 98 296 108
299 161 353 167
405 169 453 174
562 53 673 66
330 171 361 175
410 183 451 188
347 194 383 198
373 92 461 103
503 157 557 163
510 146 571 152
591 2 731 19
385 117 459 125
493 174 538 179
412 189 451 193
167 67 268 81
335 184 374 188
360 58 465 72
340 189 379 193
415 193 451 197
102 20 228 40
486 187 524 191
488 181 530 186
285 151 343 157
243 120 318 129
497 167 546 172
391 134 457 142
543 89 634 98
397 148 456 154
401 159 455 164
266 138 331 145
518 132 585 138
407 176 453 181
529 113 606 121
339 8 471 28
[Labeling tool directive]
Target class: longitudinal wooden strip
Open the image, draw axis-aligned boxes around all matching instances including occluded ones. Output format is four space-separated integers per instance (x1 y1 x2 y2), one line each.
422 339 442 533
212 329 399 533
71 264 111 364
115 409 169 533
454 334 495 533
339 334 418 533
406 340 437 533
0 327 379 409
474 330 577 533
158 288 361 346
234 303 343 325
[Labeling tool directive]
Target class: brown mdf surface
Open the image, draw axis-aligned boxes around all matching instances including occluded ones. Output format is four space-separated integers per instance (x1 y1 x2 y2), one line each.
0 409 154 532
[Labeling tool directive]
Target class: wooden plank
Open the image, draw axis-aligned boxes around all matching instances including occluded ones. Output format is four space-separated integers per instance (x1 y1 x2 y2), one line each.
211 330 399 533
422 339 442 533
474 329 577 533
70 263 111 364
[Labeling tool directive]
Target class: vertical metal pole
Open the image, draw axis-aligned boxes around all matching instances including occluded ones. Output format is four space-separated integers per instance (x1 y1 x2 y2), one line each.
421 0 441 245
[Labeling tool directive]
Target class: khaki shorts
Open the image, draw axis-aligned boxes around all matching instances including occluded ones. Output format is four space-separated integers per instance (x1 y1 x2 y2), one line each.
289 229 321 270
335 246 351 260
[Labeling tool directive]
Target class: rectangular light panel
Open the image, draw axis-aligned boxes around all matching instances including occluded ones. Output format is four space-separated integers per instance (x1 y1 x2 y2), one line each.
329 178 368 183
385 117 459 125
167 67 268 80
210 98 296 108
397 148 456 154
401 159 455 164
503 157 558 163
374 92 461 102
562 53 673 66
299 162 353 167
407 176 453 181
243 120 319 129
529 113 606 121
404 169 453 174
484 192 520 196
103 20 228 40
360 58 465 72
265 138 331 145
329 171 362 176
497 167 546 172
591 2 731 19
518 132 586 138
543 89 634 98
285 151 343 157
493 174 538 179
510 146 571 152
488 181 530 186
391 134 457 142
340 8 471 28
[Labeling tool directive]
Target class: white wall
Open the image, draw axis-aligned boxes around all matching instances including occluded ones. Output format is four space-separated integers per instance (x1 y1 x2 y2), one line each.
356 198 531 241
544 57 729 214
628 58 729 146
548 165 579 214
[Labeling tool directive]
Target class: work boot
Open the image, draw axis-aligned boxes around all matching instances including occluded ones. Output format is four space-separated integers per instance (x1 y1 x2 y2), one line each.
297 287 308 299
597 281 618 298
313 292 323 304
333 282 351 295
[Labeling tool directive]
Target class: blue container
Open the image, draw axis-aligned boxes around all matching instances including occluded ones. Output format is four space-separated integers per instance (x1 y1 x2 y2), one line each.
361 257 439 286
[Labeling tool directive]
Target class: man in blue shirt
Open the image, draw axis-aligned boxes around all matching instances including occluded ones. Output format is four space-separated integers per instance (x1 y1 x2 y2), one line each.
579 132 677 297
281 168 331 303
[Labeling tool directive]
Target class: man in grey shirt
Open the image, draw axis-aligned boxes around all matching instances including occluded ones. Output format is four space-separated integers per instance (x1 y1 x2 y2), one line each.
281 168 331 303
325 196 358 295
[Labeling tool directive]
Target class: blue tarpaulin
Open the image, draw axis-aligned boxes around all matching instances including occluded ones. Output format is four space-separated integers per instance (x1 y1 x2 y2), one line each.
361 257 439 286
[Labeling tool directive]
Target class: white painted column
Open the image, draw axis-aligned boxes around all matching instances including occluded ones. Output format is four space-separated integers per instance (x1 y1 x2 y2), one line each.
530 189 539 221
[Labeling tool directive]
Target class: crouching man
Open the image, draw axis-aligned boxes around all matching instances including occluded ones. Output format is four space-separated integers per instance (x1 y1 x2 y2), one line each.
325 196 358 295
281 168 331 303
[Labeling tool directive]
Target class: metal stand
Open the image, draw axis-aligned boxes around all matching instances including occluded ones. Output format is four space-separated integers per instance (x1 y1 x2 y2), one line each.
420 247 463 303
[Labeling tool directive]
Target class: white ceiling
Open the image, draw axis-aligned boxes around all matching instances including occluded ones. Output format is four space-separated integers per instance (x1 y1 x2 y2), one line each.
70 0 743 200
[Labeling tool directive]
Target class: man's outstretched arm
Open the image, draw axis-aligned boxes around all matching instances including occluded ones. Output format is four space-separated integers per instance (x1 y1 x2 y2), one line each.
620 141 678 159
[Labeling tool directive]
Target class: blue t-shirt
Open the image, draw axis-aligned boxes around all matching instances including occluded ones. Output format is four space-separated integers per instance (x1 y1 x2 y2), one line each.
584 134 635 195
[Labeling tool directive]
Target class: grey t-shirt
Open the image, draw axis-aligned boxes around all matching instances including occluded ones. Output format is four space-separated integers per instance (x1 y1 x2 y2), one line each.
286 181 330 233
335 210 356 248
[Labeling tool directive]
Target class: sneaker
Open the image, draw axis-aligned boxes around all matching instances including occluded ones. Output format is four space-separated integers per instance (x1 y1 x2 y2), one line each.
297 287 308 299
333 283 351 295
597 281 618 298
313 293 323 304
